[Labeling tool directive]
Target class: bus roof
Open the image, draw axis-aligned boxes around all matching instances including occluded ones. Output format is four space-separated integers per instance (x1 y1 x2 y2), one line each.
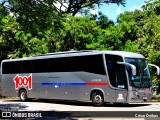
103 51 145 58
2 50 145 62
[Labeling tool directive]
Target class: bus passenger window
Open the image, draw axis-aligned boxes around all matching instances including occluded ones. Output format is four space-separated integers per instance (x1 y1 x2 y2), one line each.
48 58 65 72
2 62 12 74
12 61 22 73
84 55 105 75
65 56 84 72
33 59 48 73
22 60 33 73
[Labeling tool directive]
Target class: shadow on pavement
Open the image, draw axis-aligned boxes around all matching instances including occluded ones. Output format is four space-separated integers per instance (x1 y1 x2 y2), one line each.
0 103 28 111
104 103 152 107
3 99 152 107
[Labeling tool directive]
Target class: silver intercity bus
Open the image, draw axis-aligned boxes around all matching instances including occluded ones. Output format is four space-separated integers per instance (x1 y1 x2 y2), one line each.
1 50 159 106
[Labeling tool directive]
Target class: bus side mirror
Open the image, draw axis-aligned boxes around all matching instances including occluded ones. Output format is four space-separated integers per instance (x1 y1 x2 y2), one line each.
117 62 136 76
148 64 160 75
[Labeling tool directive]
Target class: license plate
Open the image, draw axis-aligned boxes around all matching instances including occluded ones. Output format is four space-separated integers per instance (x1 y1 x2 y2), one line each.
143 97 147 100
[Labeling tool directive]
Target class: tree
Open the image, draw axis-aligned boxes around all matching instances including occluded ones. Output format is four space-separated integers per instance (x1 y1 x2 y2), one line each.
0 0 126 57
117 10 147 49
49 14 107 51
55 0 126 16
0 0 126 41
91 11 114 29
135 0 160 86
1 0 126 16
142 0 160 16
0 5 18 60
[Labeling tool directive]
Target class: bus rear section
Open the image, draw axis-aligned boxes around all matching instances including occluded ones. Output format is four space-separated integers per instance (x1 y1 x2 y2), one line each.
0 54 109 106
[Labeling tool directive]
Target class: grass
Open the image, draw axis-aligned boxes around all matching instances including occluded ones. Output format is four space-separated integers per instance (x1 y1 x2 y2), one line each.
0 94 7 99
150 93 160 102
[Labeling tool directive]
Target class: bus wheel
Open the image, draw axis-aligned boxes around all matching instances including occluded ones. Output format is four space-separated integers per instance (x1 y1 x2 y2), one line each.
20 90 27 102
91 93 104 106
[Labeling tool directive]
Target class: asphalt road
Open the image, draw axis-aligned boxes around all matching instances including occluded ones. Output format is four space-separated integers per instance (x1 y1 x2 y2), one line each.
0 98 160 120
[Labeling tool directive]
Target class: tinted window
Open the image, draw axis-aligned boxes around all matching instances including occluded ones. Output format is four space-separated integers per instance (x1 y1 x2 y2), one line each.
22 60 33 73
12 61 22 73
65 56 84 72
48 58 65 72
2 54 105 75
105 55 127 89
2 62 12 74
84 55 105 75
33 59 48 73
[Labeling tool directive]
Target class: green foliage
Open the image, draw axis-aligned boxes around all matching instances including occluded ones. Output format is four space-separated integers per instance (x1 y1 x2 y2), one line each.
0 0 160 86
142 0 160 16
50 14 107 51
2 0 126 16
136 1 160 85
0 6 19 60
121 40 138 52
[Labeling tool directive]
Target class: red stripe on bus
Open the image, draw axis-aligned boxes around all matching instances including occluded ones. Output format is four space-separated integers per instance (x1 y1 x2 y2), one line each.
86 82 108 86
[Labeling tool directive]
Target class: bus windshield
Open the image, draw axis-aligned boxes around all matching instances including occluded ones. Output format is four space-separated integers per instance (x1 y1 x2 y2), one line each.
125 57 152 88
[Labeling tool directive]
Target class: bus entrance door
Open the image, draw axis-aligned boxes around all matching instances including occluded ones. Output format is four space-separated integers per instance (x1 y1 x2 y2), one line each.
115 90 128 103
114 68 128 103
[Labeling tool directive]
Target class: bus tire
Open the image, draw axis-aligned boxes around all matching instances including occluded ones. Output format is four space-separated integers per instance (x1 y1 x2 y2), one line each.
91 92 104 106
20 90 27 102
